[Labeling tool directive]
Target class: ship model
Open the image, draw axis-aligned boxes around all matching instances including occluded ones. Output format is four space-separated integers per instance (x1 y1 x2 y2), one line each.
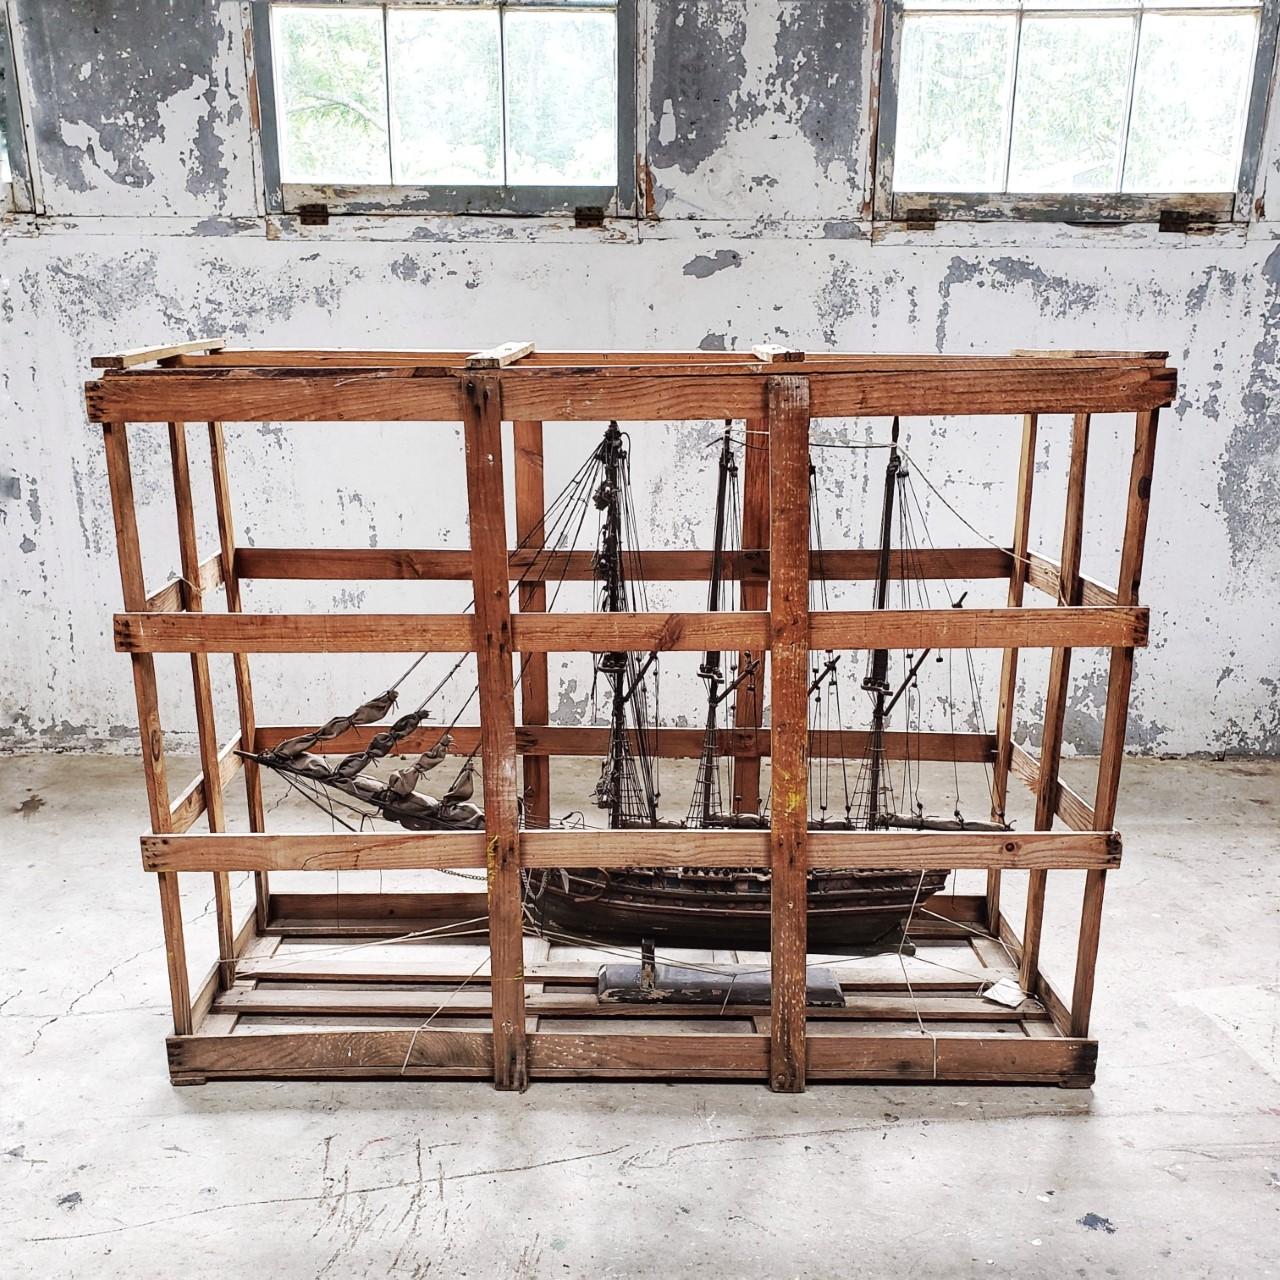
244 417 1008 956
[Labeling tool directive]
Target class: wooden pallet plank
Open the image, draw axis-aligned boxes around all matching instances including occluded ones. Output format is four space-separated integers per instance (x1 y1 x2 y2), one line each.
91 336 226 369
234 545 1012 584
102 420 191 1037
113 604 1149 655
1021 413 1090 993
463 375 527 1091
209 420 269 926
465 340 534 369
84 363 1177 424
767 375 811 1093
168 420 237 987
254 721 996 763
1072 407 1160 1037
141 828 1122 873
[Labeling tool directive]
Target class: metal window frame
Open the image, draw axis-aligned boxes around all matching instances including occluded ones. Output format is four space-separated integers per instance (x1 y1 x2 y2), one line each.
251 0 636 217
873 0 1280 224
0 6 35 213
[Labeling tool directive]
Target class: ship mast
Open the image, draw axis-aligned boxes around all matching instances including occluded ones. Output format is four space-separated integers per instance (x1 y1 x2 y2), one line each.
695 429 735 826
594 422 659 828
862 418 902 828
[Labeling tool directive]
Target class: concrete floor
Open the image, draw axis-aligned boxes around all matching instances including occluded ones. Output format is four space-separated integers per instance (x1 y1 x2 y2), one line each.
1 754 1277 1278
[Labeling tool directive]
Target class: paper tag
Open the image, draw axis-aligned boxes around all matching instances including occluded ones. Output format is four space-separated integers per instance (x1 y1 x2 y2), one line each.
981 977 1027 1008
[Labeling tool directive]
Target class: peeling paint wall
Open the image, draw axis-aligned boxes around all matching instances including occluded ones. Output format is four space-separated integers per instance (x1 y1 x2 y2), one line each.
2 0 1279 757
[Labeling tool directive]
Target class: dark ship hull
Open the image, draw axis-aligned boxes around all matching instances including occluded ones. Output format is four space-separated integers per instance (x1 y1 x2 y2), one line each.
525 866 949 950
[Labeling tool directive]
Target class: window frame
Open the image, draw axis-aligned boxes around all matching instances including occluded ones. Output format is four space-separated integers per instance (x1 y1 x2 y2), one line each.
250 0 636 218
0 6 35 214
873 0 1280 225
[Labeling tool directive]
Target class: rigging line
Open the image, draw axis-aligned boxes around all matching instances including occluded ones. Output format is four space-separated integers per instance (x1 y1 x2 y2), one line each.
246 917 493 969
399 950 494 1076
375 442 606 703
902 448 1035 571
895 870 940 1074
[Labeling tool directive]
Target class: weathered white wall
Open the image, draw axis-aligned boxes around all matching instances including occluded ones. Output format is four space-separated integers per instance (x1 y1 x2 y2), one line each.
2 0 1278 756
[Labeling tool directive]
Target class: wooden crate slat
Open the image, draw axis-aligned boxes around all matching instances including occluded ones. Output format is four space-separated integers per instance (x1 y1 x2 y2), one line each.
113 604 1149 654
141 826 1121 874
234 545 1012 583
85 361 1176 423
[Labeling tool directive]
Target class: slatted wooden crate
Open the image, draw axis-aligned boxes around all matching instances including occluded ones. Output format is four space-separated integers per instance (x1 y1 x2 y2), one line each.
89 343 1170 1090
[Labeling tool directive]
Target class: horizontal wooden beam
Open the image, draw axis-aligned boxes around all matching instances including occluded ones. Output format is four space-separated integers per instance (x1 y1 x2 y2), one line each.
1026 552 1118 607
141 828 1121 873
1009 743 1097 832
214 986 1038 1022
235 545 1012 584
166 1027 1093 1084
162 349 1165 371
91 336 226 369
113 606 1148 655
144 551 225 613
86 362 1176 423
252 723 998 763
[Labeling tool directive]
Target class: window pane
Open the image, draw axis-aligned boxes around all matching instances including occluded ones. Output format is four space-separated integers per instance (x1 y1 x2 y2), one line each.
1007 17 1132 193
1123 13 1257 192
504 10 616 187
272 5 390 184
893 16 1016 192
388 9 502 185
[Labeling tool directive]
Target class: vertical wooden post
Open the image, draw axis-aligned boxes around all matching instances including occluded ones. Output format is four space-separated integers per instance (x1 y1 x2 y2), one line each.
168 422 235 988
207 422 269 929
513 420 550 829
1020 412 1089 993
734 417 769 815
988 413 1038 927
766 378 811 1093
102 421 192 1036
1070 407 1159 1037
463 376 528 1091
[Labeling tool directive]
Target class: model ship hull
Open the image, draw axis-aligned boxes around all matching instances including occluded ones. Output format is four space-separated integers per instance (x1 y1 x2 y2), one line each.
526 866 949 950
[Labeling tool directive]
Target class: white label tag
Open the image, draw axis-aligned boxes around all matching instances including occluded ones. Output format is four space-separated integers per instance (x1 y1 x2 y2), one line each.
981 976 1027 1008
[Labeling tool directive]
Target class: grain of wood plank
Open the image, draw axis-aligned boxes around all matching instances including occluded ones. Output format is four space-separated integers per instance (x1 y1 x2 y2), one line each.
988 413 1038 927
208 420 269 925
465 340 534 368
113 604 1148 655
140 828 1121 873
463 376 527 1090
91 336 226 368
1021 414 1090 991
1072 408 1159 1037
255 722 996 762
767 376 811 1092
751 344 805 362
102 420 192 1036
168 420 237 986
234 544 1011 584
83 362 1175 423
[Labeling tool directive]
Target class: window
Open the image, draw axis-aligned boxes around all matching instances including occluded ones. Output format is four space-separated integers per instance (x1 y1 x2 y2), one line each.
252 0 634 216
875 0 1279 222
0 8 33 213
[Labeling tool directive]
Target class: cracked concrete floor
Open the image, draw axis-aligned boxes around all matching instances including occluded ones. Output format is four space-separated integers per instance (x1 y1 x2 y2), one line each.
1 753 1277 1278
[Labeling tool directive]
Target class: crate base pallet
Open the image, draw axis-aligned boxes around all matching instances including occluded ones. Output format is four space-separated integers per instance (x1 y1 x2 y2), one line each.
89 343 1171 1091
169 893 1094 1087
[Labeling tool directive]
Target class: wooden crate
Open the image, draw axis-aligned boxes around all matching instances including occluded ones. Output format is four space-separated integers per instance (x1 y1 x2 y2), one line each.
89 343 1170 1090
